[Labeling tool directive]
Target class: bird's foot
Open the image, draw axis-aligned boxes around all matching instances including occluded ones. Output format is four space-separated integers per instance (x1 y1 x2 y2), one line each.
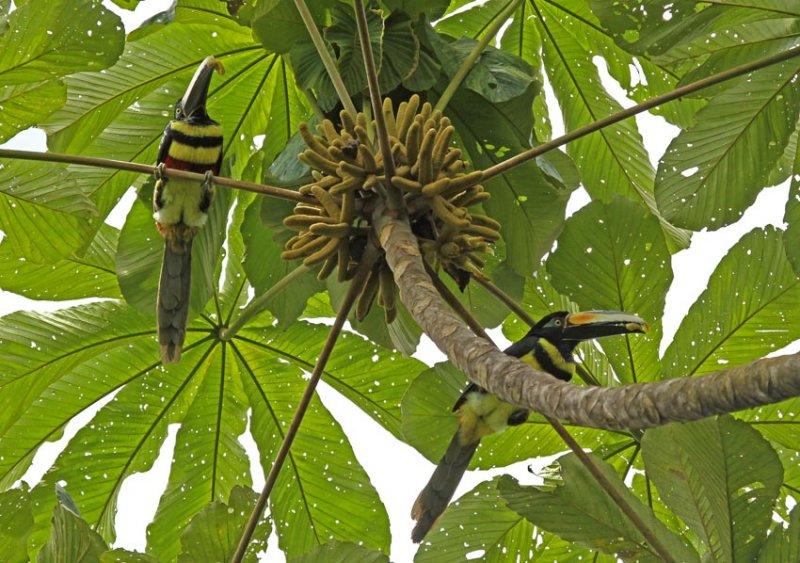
202 170 215 191
154 162 167 181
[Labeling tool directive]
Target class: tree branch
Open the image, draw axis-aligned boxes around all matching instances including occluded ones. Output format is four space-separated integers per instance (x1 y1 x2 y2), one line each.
0 148 314 204
481 44 800 181
376 212 800 430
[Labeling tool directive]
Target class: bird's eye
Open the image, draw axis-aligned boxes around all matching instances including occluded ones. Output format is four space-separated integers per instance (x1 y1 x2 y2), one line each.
553 319 562 327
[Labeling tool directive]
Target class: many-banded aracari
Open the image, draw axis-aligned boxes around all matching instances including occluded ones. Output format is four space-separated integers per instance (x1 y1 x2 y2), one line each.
153 56 224 363
410 310 648 543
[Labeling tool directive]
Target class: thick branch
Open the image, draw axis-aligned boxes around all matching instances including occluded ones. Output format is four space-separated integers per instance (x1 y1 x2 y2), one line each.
377 212 800 430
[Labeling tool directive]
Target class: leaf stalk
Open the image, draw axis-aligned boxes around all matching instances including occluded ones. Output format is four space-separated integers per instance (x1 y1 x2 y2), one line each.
230 243 379 563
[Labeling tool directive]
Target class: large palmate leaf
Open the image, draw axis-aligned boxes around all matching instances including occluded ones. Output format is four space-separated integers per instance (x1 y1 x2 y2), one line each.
547 198 670 383
642 416 783 561
500 454 698 562
415 479 537 562
0 266 420 559
0 486 34 563
234 337 391 559
0 0 123 86
0 82 65 144
656 58 800 230
756 503 800 563
530 0 690 250
177 486 270 563
240 196 324 327
663 227 800 378
0 223 119 301
0 160 96 263
591 1 800 76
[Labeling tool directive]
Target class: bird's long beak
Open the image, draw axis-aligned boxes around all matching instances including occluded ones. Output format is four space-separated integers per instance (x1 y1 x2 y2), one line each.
562 310 649 340
179 56 225 118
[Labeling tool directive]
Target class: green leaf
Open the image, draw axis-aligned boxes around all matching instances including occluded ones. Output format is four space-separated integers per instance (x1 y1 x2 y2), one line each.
288 542 389 563
415 479 537 562
244 321 422 439
757 504 800 563
178 487 269 563
450 38 536 103
534 1 689 250
0 0 124 86
0 486 34 563
663 227 800 377
500 454 699 562
251 0 328 54
0 223 119 301
234 337 391 559
324 5 383 103
642 416 783 562
100 549 159 563
378 14 419 95
444 81 573 275
655 59 800 230
37 489 108 563
739 397 800 452
383 0 449 20
0 160 96 263
784 137 800 278
240 197 324 327
0 81 65 143
146 347 250 561
547 199 670 382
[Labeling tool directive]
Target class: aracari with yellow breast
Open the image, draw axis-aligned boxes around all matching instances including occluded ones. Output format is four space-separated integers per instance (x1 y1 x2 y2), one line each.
410 310 649 542
153 56 224 364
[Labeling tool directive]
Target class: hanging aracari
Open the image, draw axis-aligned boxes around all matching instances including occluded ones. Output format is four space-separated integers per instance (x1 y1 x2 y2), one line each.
410 310 649 543
153 56 224 363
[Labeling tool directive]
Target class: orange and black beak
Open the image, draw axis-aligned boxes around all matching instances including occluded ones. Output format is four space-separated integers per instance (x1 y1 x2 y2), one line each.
561 310 649 341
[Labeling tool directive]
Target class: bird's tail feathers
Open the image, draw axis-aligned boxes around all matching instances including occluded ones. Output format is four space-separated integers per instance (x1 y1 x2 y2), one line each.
411 429 479 543
157 238 193 364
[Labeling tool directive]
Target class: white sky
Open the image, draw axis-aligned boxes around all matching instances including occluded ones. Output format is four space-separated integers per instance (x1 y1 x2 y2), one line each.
0 1 797 561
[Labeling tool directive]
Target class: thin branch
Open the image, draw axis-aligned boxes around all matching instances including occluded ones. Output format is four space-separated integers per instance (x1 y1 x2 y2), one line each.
481 44 800 181
352 0 403 209
472 272 536 327
425 262 489 339
434 0 522 113
0 148 313 204
376 211 800 430
293 0 358 117
547 418 678 562
230 244 379 563
219 265 311 341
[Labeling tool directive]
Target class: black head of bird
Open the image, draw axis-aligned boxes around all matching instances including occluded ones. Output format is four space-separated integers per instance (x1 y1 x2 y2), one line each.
506 309 649 365
174 55 224 124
